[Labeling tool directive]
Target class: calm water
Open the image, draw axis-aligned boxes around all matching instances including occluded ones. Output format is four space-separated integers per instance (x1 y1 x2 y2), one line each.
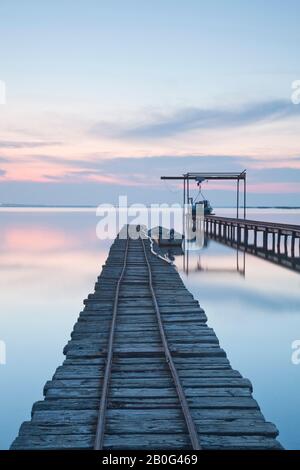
0 208 300 449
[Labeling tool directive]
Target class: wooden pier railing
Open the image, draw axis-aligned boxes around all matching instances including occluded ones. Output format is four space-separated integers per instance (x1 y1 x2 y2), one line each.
205 216 300 257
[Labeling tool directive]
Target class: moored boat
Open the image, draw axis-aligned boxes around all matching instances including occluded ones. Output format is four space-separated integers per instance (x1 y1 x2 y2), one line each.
148 226 183 247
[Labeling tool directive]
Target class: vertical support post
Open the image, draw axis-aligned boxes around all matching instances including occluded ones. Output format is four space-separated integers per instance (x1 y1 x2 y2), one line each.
284 235 288 255
186 246 189 275
254 229 257 247
272 232 276 252
263 229 268 251
291 233 295 257
237 178 240 219
277 230 281 254
237 226 241 245
242 251 246 276
244 173 246 219
183 175 186 243
244 227 248 246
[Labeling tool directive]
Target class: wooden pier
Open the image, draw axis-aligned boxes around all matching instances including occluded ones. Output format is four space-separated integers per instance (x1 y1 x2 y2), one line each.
11 227 282 450
205 216 300 260
204 215 300 272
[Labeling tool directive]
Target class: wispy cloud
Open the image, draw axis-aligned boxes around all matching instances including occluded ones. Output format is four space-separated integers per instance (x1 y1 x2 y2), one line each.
42 169 149 187
0 140 61 149
38 155 103 169
2 150 300 199
31 153 249 185
88 155 300 190
0 169 6 176
14 152 300 181
91 100 300 139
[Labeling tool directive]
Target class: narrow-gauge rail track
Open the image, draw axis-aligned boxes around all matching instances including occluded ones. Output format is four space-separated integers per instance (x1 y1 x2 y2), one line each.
94 232 201 450
11 227 282 450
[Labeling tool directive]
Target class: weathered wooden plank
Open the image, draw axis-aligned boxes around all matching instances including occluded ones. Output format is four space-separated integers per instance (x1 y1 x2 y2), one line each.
63 356 231 367
105 419 278 437
53 367 242 379
30 396 261 418
11 434 95 450
45 386 252 399
11 433 282 450
64 343 225 356
107 396 260 409
45 377 252 390
102 434 282 450
31 406 265 423
18 419 278 437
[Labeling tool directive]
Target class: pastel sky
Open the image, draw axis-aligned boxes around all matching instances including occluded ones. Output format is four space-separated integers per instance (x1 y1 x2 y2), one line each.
0 0 300 206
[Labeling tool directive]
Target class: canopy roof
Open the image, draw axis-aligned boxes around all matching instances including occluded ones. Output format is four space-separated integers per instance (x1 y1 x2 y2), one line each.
161 171 246 181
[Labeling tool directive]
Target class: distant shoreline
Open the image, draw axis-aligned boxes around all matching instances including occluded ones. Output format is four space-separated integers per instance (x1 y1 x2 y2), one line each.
1 204 300 210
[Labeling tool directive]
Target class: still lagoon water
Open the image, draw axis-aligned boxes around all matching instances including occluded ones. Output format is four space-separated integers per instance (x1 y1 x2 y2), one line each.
0 208 300 449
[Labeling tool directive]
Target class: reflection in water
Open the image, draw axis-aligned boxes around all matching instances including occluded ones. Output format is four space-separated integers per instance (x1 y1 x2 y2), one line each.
1 208 300 449
182 238 246 277
207 232 300 274
0 210 111 449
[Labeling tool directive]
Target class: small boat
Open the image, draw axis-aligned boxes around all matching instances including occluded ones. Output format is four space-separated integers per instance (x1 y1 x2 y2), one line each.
148 226 183 247
191 199 213 219
188 180 214 218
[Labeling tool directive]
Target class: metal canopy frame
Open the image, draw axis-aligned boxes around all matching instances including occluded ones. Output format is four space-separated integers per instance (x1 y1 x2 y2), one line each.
161 170 247 219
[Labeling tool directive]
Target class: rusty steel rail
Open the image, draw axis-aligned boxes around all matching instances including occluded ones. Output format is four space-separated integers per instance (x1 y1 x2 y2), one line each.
94 234 129 450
